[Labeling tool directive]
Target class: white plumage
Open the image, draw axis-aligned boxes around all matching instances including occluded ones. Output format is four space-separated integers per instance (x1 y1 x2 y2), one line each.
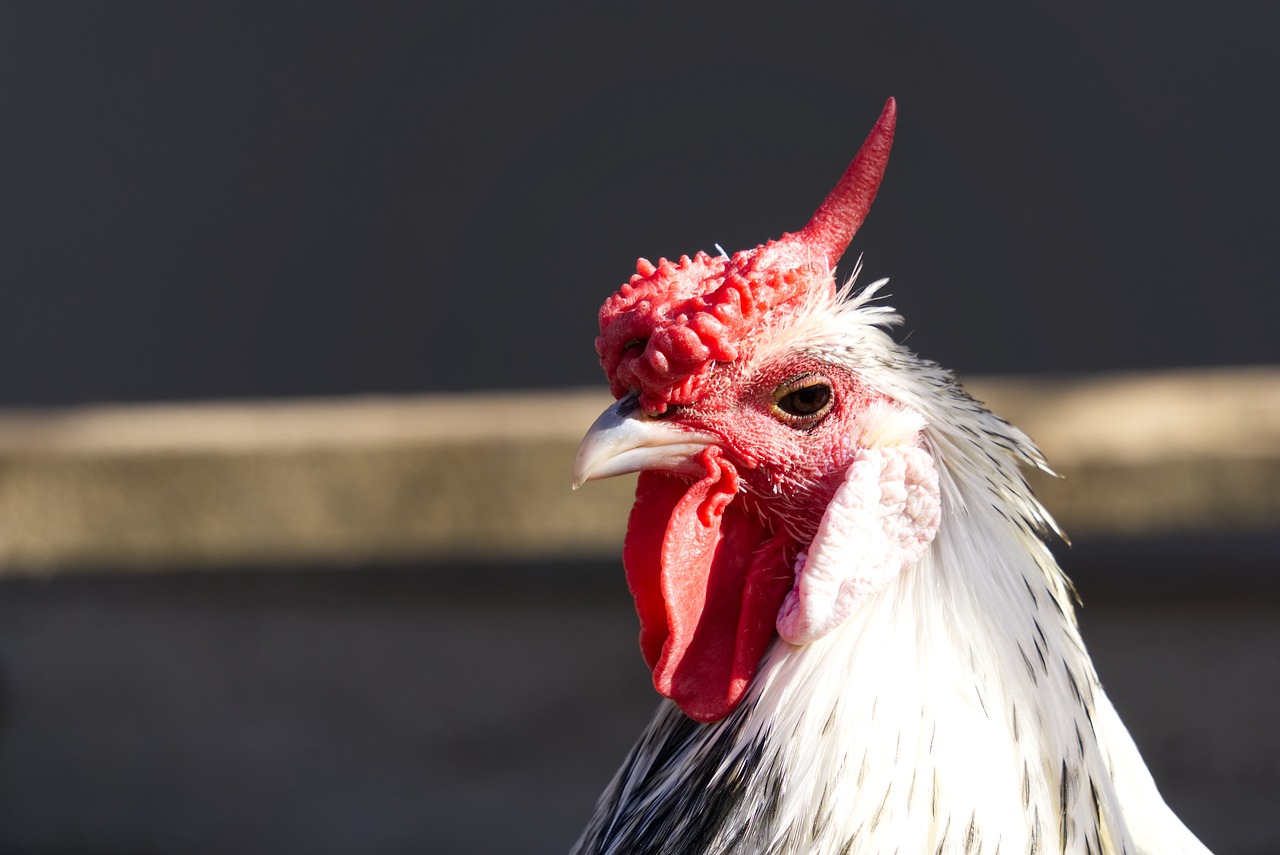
571 100 1211 855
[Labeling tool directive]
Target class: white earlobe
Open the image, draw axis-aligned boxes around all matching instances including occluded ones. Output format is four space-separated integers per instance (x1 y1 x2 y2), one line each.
776 422 941 646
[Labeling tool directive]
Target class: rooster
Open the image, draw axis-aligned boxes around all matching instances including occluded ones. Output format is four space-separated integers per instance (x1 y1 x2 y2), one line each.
570 99 1211 855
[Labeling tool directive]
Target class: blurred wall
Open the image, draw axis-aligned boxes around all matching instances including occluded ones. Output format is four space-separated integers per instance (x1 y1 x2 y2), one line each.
0 2 1276 406
0 552 1277 855
0 6 1276 855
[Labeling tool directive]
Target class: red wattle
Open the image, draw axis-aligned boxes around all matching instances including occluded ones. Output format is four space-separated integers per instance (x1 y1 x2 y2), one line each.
623 448 794 722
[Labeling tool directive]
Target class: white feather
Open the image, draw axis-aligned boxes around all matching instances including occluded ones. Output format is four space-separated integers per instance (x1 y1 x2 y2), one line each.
573 278 1212 855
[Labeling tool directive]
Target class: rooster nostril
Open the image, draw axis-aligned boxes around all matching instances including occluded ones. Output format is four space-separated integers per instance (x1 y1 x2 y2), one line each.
642 404 679 421
616 392 674 421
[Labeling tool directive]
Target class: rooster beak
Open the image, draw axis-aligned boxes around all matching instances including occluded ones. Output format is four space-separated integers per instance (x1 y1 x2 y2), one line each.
572 394 718 489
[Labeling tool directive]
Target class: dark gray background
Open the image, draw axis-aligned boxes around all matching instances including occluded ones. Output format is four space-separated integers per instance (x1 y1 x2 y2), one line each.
0 4 1276 854
0 2 1275 406
0 543 1277 855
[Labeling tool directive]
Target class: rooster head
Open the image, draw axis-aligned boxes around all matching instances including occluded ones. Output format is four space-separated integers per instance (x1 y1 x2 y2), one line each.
574 98 941 723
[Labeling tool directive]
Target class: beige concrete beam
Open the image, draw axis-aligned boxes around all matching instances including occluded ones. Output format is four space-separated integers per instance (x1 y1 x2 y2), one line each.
0 368 1276 574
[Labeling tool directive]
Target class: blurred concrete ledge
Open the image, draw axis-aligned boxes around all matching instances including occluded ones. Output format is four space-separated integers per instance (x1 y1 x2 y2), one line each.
0 367 1276 575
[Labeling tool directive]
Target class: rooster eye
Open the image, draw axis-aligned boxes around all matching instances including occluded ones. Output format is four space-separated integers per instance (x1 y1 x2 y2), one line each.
771 375 834 426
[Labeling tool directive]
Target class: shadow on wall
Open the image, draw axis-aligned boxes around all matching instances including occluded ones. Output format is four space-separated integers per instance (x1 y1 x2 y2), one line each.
0 548 1275 855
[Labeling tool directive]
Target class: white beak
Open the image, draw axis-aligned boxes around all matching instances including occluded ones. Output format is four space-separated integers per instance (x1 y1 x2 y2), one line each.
572 394 719 489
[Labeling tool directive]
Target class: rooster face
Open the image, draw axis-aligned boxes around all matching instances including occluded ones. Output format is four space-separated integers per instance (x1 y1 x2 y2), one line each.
644 355 880 537
574 99 940 724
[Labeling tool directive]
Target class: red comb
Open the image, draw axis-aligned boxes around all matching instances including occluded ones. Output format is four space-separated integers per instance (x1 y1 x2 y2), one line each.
597 98 898 412
794 97 896 268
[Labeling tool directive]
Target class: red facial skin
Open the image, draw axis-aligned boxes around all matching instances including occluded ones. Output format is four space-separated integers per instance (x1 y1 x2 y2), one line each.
647 354 876 545
615 350 882 722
